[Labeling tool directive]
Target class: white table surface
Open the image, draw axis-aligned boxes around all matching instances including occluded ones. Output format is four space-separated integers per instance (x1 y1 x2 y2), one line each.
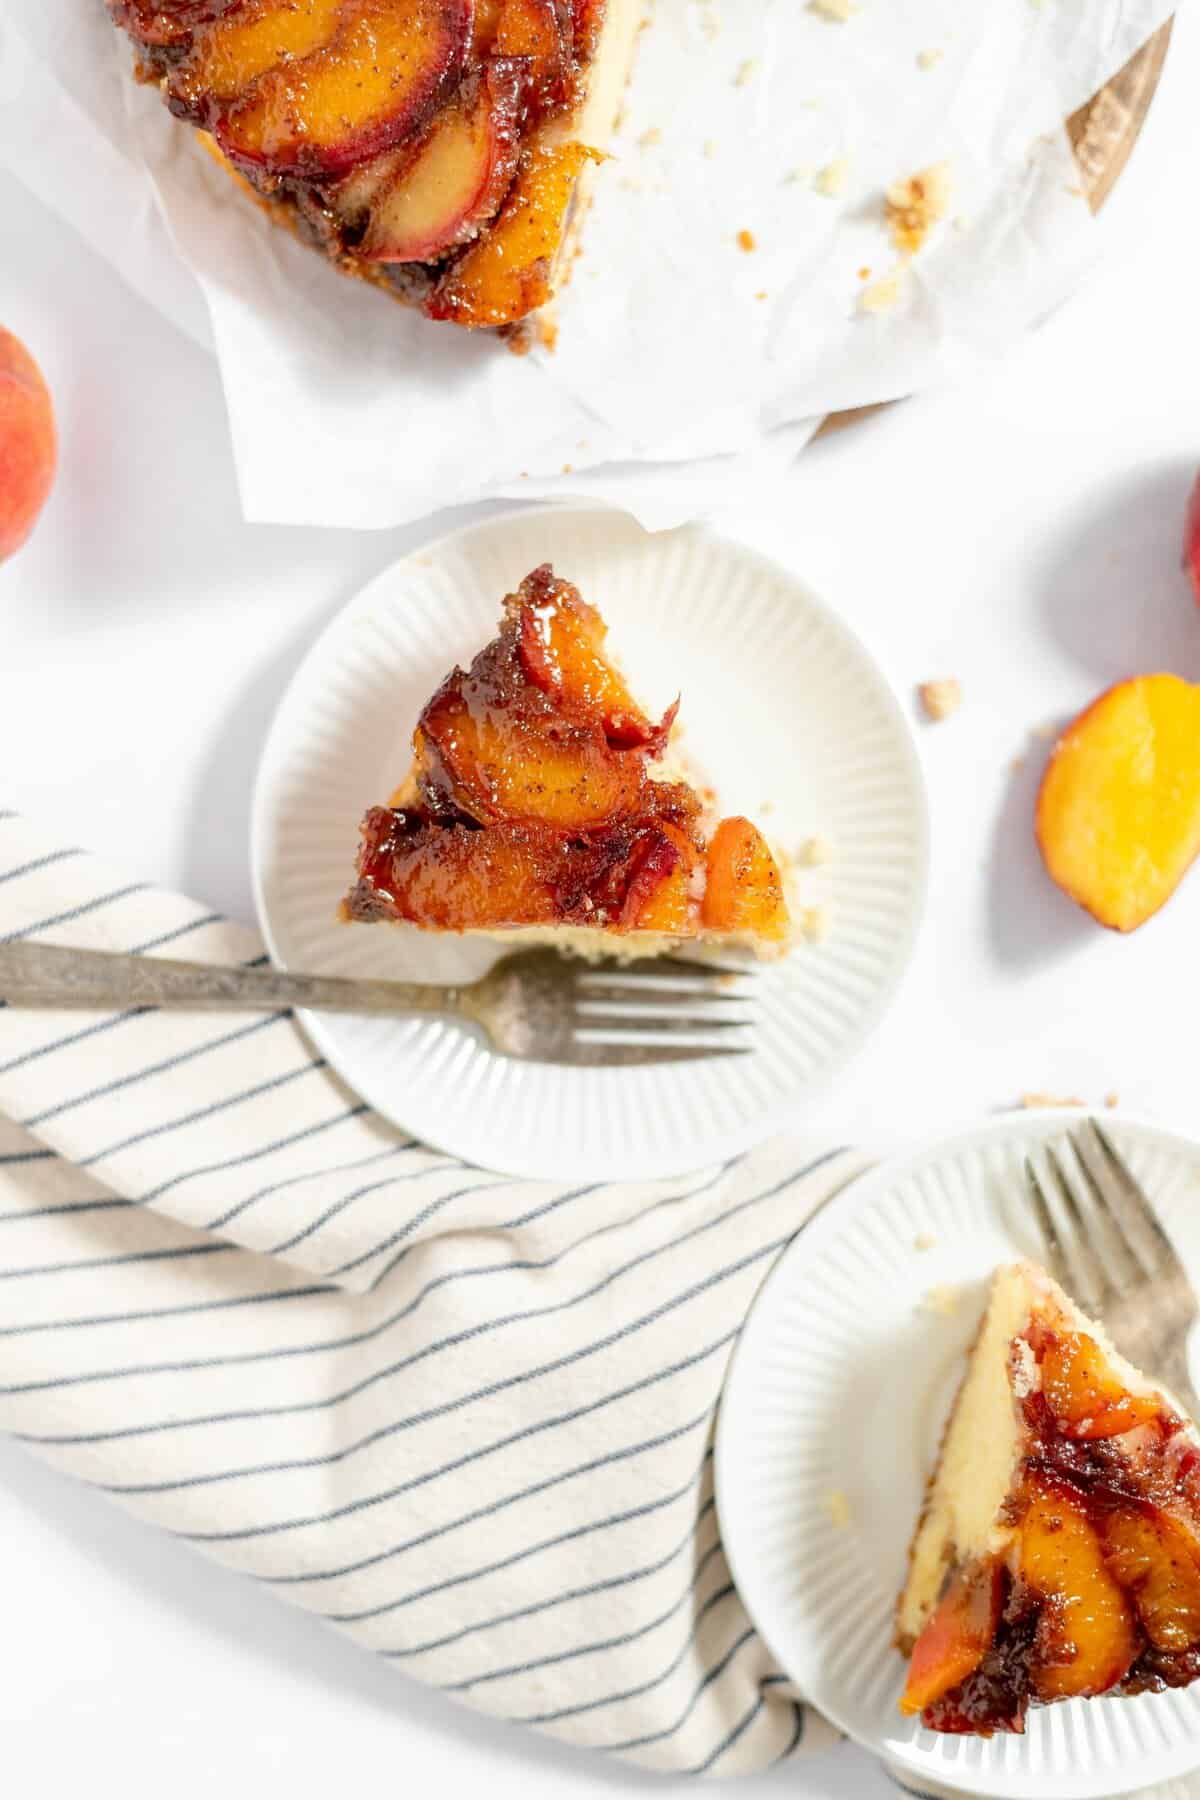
3 15 1200 1796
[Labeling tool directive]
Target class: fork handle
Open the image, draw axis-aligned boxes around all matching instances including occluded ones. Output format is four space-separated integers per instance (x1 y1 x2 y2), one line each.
0 941 466 1017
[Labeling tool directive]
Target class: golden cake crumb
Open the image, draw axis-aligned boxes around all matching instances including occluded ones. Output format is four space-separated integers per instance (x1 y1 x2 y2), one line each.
825 1489 853 1528
638 126 662 148
809 0 858 19
734 58 759 86
860 263 908 313
1020 1092 1085 1110
916 47 944 70
886 162 953 254
737 229 757 253
918 678 962 722
920 1284 963 1316
913 1231 938 1252
797 834 833 867
814 158 850 198
799 904 831 944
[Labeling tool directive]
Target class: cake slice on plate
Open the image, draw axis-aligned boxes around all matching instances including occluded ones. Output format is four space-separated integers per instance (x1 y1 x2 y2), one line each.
342 564 792 957
107 0 641 338
898 1259 1200 1735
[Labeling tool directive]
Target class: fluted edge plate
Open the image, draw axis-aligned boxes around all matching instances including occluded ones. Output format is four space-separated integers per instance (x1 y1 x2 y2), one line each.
251 505 928 1181
716 1110 1200 1799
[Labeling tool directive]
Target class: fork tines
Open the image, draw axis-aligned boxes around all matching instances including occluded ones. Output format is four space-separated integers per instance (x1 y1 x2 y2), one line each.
571 957 757 1048
1025 1117 1179 1307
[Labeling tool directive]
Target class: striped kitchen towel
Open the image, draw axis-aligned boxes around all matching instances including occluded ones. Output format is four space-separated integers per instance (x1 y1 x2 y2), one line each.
0 809 864 1777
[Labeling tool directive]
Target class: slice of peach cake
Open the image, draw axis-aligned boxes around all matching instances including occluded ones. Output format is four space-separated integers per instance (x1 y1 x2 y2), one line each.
898 1260 1200 1735
342 565 792 958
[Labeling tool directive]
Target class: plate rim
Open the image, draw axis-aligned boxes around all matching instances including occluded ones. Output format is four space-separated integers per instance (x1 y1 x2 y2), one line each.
714 1106 1200 1800
249 501 932 1181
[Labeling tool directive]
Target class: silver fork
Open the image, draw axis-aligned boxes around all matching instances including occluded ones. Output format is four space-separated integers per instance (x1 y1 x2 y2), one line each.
1025 1118 1200 1415
0 940 754 1068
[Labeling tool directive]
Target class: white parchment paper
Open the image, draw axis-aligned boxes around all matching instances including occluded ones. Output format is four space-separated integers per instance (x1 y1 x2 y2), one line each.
0 0 1177 529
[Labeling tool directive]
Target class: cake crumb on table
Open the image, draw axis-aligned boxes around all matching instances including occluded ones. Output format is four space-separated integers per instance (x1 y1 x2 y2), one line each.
734 58 759 86
886 162 953 254
810 0 858 19
913 1231 938 1252
797 834 833 867
737 229 757 253
860 264 908 314
920 1284 963 1316
799 904 831 944
825 1490 853 1528
1020 1092 1085 1110
918 678 962 722
916 47 944 70
1105 1092 1120 1110
814 158 850 198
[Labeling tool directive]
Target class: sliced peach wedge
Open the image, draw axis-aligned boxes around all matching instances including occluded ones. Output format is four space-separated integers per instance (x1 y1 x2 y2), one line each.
360 61 525 265
427 138 599 327
514 567 674 750
173 0 473 180
1040 1330 1164 1441
702 817 790 943
1019 1471 1138 1700
1036 674 1200 933
171 0 346 109
899 1564 1003 1717
415 676 645 830
1102 1507 1200 1654
494 0 573 107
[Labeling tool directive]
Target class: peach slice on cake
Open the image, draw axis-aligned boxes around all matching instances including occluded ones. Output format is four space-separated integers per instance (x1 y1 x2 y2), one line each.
360 62 526 265
170 0 346 109
172 0 473 179
415 674 648 831
426 139 598 327
494 0 573 107
1036 674 1200 933
343 565 793 957
1018 1471 1138 1700
702 817 790 944
899 1565 1003 1717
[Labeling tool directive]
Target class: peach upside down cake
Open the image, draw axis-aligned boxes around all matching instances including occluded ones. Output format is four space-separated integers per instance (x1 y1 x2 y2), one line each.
106 0 641 334
342 565 792 956
898 1261 1200 1734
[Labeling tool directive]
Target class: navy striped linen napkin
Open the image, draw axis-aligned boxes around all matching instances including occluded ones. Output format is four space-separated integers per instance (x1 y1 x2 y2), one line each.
0 809 867 1777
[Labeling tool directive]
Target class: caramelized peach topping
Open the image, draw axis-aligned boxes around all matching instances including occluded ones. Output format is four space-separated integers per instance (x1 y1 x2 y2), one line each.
344 566 789 943
903 1321 1200 1735
110 0 608 328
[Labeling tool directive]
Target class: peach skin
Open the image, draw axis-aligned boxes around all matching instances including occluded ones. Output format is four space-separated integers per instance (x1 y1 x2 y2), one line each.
1186 473 1200 609
0 328 56 564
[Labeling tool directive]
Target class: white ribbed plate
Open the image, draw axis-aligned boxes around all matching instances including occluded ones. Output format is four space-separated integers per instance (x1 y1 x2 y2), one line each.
716 1111 1200 1800
251 506 927 1181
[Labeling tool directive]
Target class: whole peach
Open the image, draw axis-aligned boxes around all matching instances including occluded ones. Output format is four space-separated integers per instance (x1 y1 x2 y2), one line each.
0 328 56 563
1186 472 1200 608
